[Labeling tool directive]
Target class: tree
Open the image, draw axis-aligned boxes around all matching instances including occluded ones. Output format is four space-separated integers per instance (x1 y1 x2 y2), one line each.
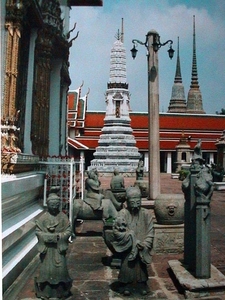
216 108 225 115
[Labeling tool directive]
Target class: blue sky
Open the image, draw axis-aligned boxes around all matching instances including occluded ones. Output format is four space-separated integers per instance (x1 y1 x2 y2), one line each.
69 0 225 114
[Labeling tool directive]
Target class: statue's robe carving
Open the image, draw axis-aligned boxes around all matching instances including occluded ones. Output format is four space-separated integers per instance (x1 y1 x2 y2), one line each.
35 211 72 299
113 207 154 284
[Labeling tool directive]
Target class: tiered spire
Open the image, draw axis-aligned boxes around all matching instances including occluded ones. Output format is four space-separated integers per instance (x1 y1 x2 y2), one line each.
108 21 127 88
167 37 186 113
186 15 205 114
174 37 182 83
89 19 140 173
190 15 199 89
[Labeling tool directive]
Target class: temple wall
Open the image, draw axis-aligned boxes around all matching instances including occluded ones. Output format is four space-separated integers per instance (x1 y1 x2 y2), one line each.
49 59 62 156
2 172 45 293
23 29 38 154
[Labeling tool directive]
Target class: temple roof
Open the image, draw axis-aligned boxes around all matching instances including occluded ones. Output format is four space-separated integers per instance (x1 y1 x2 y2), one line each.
72 111 225 151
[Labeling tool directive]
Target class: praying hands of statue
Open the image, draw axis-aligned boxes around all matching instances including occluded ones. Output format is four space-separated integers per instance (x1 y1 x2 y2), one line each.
43 233 58 243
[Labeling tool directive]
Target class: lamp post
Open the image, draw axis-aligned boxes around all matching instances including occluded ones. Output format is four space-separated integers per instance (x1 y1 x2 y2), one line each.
131 30 174 200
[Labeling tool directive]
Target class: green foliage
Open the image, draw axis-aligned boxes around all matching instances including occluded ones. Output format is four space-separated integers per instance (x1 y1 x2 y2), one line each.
216 108 225 115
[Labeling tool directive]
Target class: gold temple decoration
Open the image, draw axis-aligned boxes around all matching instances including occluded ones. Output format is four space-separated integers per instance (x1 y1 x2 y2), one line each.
3 22 21 119
2 0 79 167
1 0 24 156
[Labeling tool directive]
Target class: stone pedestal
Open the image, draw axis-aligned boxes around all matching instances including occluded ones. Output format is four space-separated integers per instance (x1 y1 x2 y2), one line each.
153 223 184 254
214 182 225 190
168 260 225 299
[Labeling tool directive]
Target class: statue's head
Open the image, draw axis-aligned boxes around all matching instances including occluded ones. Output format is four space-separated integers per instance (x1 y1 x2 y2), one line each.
89 169 98 181
114 168 119 175
126 186 141 214
113 215 127 232
47 193 60 215
93 168 98 176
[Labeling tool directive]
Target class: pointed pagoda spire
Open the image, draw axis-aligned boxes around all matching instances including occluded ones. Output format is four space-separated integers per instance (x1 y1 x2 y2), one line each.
174 37 182 83
190 15 199 88
187 15 205 114
168 37 186 113
108 18 128 88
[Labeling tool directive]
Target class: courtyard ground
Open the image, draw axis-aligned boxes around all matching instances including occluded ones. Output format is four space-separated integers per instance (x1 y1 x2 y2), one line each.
4 173 225 300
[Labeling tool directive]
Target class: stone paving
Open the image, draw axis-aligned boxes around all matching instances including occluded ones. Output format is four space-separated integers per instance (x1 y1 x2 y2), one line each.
5 174 225 300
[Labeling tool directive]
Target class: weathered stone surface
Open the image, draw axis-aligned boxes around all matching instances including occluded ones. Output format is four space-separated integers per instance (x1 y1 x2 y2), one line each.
153 224 184 254
5 174 225 300
154 194 184 225
168 259 225 298
182 140 214 278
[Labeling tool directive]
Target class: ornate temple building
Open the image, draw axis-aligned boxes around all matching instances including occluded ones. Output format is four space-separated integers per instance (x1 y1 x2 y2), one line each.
2 1 72 160
68 109 225 173
216 130 225 170
1 2 224 295
67 17 224 174
1 0 103 296
68 82 89 147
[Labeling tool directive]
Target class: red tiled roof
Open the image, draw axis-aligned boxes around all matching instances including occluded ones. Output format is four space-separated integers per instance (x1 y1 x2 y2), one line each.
71 111 225 151
68 137 89 150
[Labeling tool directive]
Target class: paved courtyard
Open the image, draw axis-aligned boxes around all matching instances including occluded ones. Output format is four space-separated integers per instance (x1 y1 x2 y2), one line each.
4 174 225 300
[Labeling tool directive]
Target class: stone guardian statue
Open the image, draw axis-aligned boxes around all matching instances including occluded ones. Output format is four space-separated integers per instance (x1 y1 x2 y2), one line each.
34 193 72 299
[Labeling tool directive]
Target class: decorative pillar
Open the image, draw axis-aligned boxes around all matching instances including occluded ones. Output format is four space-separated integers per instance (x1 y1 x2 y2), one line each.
195 167 213 278
182 140 213 278
182 165 198 270
131 29 174 198
147 30 160 199
209 152 214 165
1 1 25 155
3 22 20 120
166 152 172 173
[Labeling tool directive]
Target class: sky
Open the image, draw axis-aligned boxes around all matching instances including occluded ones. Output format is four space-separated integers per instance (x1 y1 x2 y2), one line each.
69 0 225 114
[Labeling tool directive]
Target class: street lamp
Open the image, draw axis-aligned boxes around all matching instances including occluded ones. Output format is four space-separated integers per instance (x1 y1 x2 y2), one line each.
131 30 174 200
131 32 174 59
